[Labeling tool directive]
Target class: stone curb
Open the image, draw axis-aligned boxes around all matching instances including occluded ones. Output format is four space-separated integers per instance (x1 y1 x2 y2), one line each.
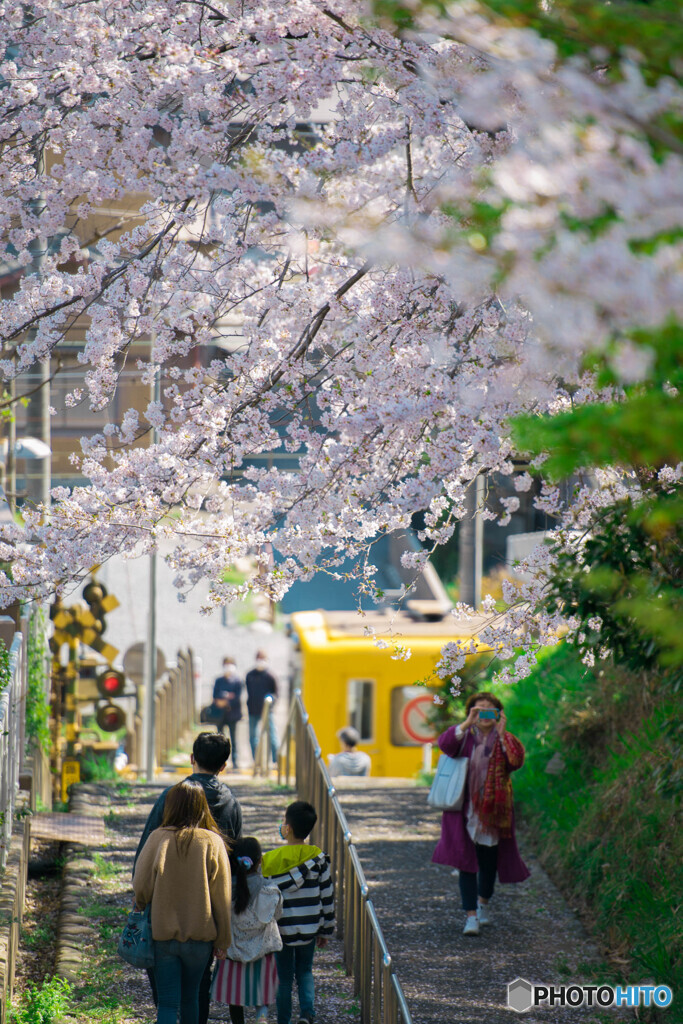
54 784 111 987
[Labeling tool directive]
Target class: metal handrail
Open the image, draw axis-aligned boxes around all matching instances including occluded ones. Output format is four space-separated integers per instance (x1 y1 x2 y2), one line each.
252 694 274 777
277 689 414 1024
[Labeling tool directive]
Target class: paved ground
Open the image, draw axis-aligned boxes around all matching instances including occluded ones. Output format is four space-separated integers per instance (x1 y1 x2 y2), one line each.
44 776 627 1024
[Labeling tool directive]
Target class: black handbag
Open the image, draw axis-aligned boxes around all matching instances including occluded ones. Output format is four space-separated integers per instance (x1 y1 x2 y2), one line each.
200 703 225 724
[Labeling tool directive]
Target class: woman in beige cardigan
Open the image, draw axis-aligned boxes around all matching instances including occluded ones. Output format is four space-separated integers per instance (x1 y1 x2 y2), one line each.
133 779 233 1024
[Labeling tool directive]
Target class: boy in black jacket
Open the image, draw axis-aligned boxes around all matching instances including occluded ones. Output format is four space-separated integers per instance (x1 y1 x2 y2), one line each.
262 801 335 1024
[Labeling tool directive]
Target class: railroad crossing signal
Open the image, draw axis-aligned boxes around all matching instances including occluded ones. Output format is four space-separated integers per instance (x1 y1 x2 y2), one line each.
94 667 127 730
96 667 126 700
50 582 120 662
96 702 127 732
49 578 124 791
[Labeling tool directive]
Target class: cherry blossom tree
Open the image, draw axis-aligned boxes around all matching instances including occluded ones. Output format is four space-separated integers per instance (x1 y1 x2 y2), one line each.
0 0 680 682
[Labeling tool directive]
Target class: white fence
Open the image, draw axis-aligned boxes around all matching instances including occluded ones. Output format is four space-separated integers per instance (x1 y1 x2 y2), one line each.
0 619 27 870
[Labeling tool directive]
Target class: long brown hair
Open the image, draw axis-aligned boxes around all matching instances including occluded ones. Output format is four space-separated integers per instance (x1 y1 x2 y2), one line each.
161 779 226 857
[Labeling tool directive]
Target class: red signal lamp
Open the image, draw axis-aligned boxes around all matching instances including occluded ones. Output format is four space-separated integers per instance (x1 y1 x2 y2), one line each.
96 667 126 699
96 703 126 732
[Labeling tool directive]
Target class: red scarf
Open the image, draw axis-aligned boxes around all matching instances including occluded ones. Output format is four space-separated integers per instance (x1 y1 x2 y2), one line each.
472 732 525 838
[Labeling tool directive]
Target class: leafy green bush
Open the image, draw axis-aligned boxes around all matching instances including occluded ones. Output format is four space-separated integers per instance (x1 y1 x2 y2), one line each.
26 610 50 755
80 752 118 783
495 646 683 998
10 976 72 1024
0 639 10 694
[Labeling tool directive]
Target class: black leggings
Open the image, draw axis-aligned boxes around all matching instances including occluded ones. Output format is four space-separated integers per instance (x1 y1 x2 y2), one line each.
458 843 498 911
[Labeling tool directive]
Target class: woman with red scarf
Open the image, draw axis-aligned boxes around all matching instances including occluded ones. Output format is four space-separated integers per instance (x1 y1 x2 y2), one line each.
431 691 530 936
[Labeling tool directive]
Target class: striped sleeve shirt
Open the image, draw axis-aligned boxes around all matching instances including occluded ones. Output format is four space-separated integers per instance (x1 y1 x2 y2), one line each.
267 852 335 946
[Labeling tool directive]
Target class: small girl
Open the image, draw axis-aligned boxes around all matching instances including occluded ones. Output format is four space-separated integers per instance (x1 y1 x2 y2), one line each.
212 836 283 1024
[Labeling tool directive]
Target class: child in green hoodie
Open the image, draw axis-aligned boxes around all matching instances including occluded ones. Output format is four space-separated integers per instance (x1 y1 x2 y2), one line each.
261 801 335 1024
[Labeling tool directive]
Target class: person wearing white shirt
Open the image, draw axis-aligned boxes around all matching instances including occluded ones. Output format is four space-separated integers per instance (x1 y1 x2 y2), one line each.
328 727 371 777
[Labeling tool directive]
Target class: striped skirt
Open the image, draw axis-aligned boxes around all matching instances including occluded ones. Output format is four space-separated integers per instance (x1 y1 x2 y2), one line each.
211 953 278 1007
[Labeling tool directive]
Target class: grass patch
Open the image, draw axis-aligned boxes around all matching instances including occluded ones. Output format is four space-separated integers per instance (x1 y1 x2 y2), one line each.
21 922 55 952
90 852 123 879
493 645 682 999
414 768 435 787
10 976 72 1024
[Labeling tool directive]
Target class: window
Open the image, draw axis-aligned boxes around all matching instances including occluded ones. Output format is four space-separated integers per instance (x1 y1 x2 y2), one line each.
347 679 374 742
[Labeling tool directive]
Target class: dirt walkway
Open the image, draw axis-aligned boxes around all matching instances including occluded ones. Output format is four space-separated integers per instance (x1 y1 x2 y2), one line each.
335 783 628 1024
39 777 628 1024
44 778 358 1024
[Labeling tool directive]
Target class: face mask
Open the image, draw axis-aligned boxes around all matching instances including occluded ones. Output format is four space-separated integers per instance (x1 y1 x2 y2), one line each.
278 823 287 841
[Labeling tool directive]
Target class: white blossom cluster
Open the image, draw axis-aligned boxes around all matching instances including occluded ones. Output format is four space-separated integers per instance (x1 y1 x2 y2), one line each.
0 0 680 680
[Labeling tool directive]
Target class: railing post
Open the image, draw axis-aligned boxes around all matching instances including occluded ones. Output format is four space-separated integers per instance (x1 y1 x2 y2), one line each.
186 647 196 725
373 933 382 1023
154 690 162 767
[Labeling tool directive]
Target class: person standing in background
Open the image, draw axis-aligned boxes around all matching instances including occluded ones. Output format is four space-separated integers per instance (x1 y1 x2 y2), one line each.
214 657 244 770
328 727 371 777
246 650 279 767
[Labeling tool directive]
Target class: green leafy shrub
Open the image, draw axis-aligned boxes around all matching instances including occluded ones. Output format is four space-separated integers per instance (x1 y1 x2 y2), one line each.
10 976 72 1024
80 752 118 783
0 639 10 694
494 646 683 998
26 610 50 755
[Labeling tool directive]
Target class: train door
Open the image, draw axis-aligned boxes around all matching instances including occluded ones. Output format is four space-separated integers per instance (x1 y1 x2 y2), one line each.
346 676 378 772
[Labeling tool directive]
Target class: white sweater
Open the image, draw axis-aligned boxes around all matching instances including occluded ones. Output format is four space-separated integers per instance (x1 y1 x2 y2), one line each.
226 874 283 963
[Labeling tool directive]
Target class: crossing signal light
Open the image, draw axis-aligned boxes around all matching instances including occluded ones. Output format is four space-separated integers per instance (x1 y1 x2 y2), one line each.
81 579 120 663
96 667 126 699
96 703 126 732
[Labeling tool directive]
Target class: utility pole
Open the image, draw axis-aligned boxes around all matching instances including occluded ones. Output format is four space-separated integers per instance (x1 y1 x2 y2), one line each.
143 357 160 782
459 475 484 608
24 147 51 510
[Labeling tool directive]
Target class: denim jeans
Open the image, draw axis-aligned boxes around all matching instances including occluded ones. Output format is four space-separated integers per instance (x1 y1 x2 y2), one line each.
146 956 213 1024
248 712 279 765
459 843 499 911
153 938 213 1024
217 718 240 768
275 939 316 1024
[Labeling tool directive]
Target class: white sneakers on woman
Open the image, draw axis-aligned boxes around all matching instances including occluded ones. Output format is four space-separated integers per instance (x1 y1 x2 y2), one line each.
463 915 480 936
463 903 492 935
477 902 492 926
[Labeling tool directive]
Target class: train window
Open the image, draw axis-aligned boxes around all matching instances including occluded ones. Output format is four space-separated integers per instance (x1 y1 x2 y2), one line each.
347 678 374 742
390 686 439 746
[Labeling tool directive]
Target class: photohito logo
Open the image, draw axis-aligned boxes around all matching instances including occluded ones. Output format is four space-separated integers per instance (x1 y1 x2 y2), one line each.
507 978 673 1013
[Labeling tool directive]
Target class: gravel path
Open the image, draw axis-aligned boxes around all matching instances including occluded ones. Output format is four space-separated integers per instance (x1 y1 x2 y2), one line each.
51 778 358 1024
335 783 629 1024
48 777 630 1024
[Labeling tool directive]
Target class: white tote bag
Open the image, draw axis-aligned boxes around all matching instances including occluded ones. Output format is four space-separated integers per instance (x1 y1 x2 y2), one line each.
427 754 469 811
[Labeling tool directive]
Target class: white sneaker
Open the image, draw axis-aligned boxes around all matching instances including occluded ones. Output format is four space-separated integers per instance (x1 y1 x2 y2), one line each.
477 903 492 926
463 915 480 936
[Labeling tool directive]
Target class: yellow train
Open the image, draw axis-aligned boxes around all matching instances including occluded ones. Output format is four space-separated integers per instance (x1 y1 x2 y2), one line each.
290 609 483 778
